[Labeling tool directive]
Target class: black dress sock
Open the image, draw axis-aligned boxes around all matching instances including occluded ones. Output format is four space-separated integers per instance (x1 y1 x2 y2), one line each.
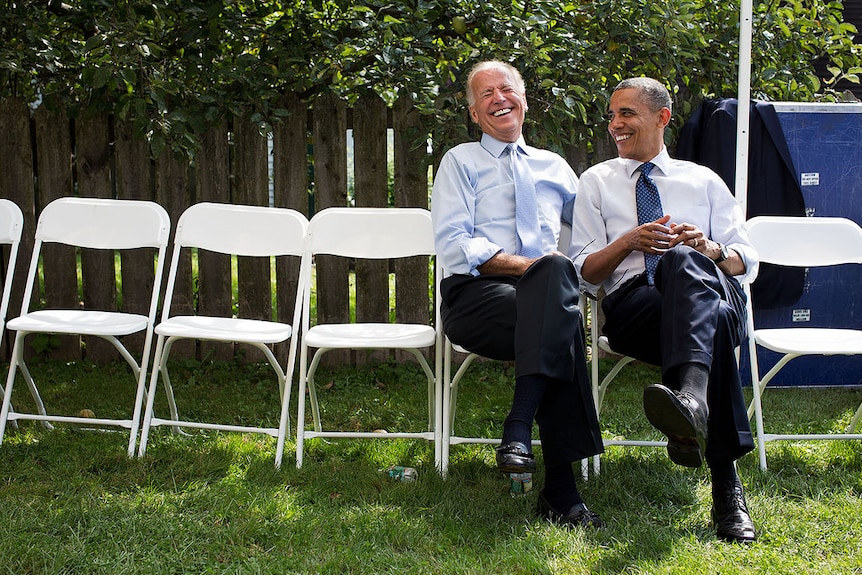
678 362 709 408
501 374 547 448
709 459 738 490
542 462 582 511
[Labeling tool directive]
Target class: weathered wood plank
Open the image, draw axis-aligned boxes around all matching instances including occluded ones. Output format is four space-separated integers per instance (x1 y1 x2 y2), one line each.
33 99 78 360
114 120 155 355
233 117 272 361
154 148 193 359
392 94 434 364
0 98 36 361
272 93 309 364
75 113 116 362
312 91 349 366
393 94 432 329
195 124 233 361
352 92 390 363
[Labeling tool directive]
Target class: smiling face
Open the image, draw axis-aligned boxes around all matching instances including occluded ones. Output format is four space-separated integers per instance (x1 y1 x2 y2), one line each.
467 66 527 143
607 87 671 162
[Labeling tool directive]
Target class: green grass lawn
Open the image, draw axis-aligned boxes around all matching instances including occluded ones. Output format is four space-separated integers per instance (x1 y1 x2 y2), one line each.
1 357 862 574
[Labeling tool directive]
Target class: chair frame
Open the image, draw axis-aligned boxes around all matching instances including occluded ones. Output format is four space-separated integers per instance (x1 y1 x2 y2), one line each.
587 296 666 475
137 202 308 468
0 197 170 456
0 199 22 341
295 207 442 470
442 331 566 477
745 215 862 469
0 200 23 413
439 224 592 477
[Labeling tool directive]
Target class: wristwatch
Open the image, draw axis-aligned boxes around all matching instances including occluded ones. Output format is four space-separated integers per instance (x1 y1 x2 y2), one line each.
715 243 730 263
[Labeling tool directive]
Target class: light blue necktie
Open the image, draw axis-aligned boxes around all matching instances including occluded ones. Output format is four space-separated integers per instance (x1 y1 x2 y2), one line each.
635 161 663 285
509 143 543 259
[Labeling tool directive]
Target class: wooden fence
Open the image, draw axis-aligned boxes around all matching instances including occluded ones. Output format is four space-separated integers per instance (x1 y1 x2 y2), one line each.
0 90 613 366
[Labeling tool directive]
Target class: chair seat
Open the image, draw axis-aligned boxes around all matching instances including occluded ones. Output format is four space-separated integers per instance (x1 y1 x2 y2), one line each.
155 316 292 344
305 323 436 349
756 327 862 355
8 309 148 336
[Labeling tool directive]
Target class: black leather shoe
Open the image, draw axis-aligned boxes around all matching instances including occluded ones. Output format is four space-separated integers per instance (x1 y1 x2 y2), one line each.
643 384 708 467
495 441 536 473
536 491 604 529
712 478 757 543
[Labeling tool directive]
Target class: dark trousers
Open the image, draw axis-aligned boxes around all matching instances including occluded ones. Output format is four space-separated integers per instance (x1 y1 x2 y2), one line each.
440 255 604 466
601 246 754 463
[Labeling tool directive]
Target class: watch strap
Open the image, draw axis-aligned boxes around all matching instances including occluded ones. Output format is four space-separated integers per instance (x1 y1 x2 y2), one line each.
715 243 729 263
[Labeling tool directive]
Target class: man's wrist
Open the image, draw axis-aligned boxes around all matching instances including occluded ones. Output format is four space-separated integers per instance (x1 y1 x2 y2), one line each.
714 242 729 263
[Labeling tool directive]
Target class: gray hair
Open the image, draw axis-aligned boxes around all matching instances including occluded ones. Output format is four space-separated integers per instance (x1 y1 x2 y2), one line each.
466 60 526 107
614 77 672 114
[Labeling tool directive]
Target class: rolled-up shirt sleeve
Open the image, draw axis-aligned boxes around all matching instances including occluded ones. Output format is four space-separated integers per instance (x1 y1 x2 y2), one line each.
706 177 759 285
432 148 503 276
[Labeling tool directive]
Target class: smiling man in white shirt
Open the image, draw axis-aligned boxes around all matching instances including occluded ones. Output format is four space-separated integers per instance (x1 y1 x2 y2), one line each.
571 77 759 543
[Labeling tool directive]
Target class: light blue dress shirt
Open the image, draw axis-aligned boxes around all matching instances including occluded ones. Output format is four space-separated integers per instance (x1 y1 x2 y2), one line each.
432 133 578 277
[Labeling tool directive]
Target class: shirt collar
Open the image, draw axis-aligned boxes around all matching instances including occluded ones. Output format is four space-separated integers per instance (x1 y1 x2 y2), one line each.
481 132 528 159
623 147 670 178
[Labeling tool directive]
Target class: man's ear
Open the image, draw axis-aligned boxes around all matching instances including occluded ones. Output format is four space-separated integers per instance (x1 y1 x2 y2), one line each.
658 107 672 128
469 106 479 123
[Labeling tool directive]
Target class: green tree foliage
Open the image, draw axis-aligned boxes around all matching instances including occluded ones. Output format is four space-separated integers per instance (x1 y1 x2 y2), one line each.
1 0 859 158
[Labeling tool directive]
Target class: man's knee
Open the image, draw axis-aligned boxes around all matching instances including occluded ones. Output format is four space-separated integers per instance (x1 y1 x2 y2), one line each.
660 245 701 271
526 254 580 287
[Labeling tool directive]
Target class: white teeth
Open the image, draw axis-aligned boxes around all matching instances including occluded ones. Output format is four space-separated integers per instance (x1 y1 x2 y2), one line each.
493 108 512 117
615 134 631 142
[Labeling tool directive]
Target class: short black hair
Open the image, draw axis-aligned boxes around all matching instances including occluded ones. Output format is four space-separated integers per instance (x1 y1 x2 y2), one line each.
614 77 672 114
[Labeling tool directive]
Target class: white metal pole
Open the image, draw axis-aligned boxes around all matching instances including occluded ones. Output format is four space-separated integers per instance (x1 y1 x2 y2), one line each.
735 0 754 216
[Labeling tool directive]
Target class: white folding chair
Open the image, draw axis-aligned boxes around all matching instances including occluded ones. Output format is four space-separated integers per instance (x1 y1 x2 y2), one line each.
0 200 23 409
295 207 442 470
137 202 308 469
0 197 170 456
745 215 862 469
587 297 664 475
442 333 544 477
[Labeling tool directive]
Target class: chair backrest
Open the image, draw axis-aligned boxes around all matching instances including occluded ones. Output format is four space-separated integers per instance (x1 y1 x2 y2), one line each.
175 202 308 257
0 199 23 246
22 197 170 314
746 215 862 268
0 199 23 331
35 196 170 250
307 207 434 259
161 202 309 323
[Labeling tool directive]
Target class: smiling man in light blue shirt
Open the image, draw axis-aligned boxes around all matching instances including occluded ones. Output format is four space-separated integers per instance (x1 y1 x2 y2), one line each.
431 60 603 530
432 133 577 277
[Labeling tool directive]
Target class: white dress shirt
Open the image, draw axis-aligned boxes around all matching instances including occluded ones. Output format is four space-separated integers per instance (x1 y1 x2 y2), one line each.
570 147 758 295
432 133 578 277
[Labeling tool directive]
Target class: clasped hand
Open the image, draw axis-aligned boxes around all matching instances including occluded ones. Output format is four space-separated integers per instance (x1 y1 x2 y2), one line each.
631 214 705 255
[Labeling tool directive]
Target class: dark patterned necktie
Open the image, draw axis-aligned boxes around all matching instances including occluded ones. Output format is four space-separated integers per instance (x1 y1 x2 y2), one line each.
635 161 663 285
509 143 543 258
